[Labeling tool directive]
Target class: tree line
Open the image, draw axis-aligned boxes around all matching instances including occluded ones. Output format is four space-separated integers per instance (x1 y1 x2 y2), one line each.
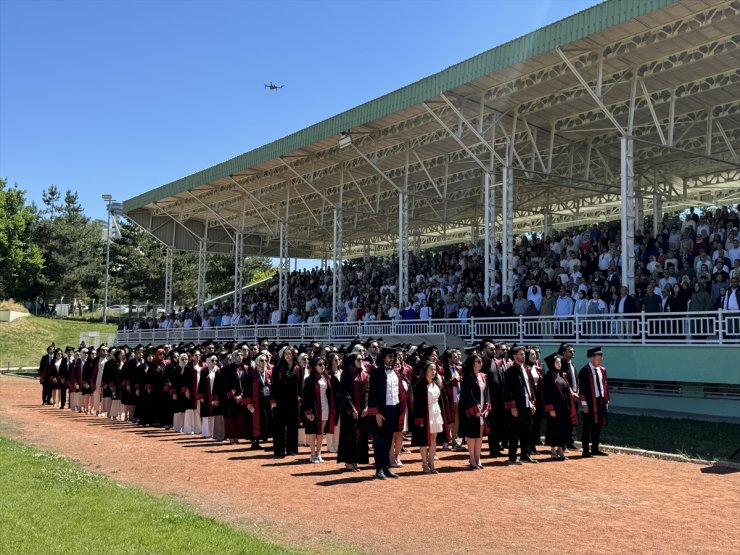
0 179 274 316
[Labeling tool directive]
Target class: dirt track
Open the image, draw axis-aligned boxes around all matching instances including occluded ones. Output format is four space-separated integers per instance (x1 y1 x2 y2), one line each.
1 374 738 554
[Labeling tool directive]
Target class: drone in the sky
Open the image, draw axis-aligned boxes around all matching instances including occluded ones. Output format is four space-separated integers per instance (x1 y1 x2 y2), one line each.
264 82 285 91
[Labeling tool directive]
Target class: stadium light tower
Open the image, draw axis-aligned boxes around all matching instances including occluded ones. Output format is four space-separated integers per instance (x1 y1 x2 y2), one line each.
102 194 114 324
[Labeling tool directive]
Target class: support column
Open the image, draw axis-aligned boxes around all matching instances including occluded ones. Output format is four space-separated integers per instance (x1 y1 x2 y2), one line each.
278 220 289 315
164 247 174 314
652 194 663 238
635 195 644 236
398 152 410 308
484 171 497 305
543 210 553 240
363 242 370 262
197 238 207 312
620 136 636 294
233 232 243 312
502 166 514 301
332 171 344 321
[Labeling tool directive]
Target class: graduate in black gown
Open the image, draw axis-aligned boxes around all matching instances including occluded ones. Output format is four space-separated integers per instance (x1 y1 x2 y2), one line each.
458 353 489 469
271 346 301 457
542 353 577 461
223 352 248 444
244 352 272 449
336 353 369 471
300 356 336 463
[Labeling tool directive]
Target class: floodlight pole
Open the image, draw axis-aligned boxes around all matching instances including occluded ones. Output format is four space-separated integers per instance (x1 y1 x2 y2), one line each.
102 195 113 324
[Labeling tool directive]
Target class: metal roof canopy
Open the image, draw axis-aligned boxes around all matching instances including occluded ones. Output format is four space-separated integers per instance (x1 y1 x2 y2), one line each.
124 0 740 263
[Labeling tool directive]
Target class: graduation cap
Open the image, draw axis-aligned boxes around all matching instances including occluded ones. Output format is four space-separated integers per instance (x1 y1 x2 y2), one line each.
418 344 438 360
337 345 347 355
257 337 268 344
65 346 74 353
557 342 573 356
378 345 401 361
587 346 603 358
134 344 144 351
463 344 480 354
543 352 560 372
362 337 375 349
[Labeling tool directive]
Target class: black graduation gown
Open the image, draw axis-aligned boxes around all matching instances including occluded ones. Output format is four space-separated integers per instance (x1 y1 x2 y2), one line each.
458 372 488 439
543 369 575 447
121 358 143 406
270 361 301 454
101 359 118 399
198 368 225 418
300 372 336 435
223 364 248 438
181 364 201 412
411 379 434 447
243 367 271 441
81 358 94 396
337 367 369 465
135 362 160 425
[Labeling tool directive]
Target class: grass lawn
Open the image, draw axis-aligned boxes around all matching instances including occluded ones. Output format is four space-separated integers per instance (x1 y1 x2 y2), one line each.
0 316 117 368
0 436 298 555
591 412 740 461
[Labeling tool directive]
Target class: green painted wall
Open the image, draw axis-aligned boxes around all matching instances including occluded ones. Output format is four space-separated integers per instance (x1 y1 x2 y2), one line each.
609 393 740 421
538 344 740 385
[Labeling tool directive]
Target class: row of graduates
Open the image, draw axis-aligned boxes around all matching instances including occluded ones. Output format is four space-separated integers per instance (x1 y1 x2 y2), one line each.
38 337 609 474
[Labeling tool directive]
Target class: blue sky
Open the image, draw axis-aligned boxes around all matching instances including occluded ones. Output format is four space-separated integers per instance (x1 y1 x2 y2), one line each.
1 0 596 223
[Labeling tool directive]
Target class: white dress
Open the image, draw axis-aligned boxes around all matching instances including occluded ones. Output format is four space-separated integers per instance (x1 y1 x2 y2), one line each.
427 383 444 434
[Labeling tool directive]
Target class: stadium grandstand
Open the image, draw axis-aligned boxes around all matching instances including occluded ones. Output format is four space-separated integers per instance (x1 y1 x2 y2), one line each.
116 0 739 418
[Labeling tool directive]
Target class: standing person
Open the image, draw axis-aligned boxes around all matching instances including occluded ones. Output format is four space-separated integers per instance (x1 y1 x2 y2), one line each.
442 349 462 449
39 346 54 405
91 346 108 415
484 342 508 457
69 350 83 412
80 348 94 414
136 349 159 427
172 353 189 433
48 348 63 408
505 345 537 464
557 343 579 449
108 349 126 421
183 352 202 435
160 350 179 430
526 347 544 454
101 350 118 418
223 352 248 445
542 353 577 460
198 354 224 439
367 346 402 480
579 347 610 458
301 356 336 463
245 352 272 449
58 346 74 410
271 346 301 457
121 347 142 422
324 352 342 454
337 353 369 472
458 353 489 469
389 350 410 470
411 360 446 474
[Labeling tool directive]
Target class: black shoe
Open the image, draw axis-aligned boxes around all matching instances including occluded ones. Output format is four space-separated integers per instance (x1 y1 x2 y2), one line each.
507 458 522 465
530 447 539 455
375 470 386 480
490 450 504 458
250 442 260 450
593 450 609 456
286 451 297 456
582 451 592 458
384 468 399 478
521 455 538 464
274 453 286 458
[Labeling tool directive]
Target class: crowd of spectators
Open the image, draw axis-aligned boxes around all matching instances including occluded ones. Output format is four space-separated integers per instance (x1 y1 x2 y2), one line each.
119 205 740 331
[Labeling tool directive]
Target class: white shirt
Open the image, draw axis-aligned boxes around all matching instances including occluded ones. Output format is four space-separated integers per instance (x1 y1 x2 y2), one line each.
318 375 329 420
385 367 400 406
520 365 532 408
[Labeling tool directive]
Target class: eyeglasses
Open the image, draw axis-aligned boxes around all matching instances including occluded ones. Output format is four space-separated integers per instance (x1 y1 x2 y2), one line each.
316 362 325 367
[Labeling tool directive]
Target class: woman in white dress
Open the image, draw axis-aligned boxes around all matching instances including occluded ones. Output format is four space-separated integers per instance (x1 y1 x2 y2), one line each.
411 360 445 474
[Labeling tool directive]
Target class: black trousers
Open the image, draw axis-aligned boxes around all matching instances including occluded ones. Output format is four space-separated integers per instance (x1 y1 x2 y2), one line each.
59 385 67 409
488 407 509 454
507 408 532 461
373 404 399 470
273 401 298 455
42 381 53 404
581 398 607 453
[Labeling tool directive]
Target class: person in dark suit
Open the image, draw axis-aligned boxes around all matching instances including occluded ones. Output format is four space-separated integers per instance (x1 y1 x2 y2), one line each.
39 345 54 405
504 345 537 464
483 341 507 457
578 346 609 457
270 346 301 457
58 346 74 409
367 346 402 480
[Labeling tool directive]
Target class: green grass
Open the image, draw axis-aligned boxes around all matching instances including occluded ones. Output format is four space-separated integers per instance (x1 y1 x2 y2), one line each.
0 315 118 368
593 412 740 461
0 435 296 555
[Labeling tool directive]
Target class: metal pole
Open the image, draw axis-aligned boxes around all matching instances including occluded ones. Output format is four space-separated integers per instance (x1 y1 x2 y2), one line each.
102 198 112 324
398 151 410 308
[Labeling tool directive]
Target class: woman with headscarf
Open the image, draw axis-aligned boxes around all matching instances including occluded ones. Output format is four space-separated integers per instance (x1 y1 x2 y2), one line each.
301 356 336 463
198 353 225 440
542 353 577 460
245 352 272 449
223 350 248 445
458 353 489 469
411 360 446 474
337 352 369 471
172 352 189 433
182 350 204 435
271 346 302 457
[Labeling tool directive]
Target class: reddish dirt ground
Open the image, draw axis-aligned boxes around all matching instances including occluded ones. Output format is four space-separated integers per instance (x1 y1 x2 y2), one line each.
1 374 738 554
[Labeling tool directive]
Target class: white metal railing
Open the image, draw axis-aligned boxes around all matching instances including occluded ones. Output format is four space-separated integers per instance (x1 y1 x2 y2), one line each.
110 310 740 347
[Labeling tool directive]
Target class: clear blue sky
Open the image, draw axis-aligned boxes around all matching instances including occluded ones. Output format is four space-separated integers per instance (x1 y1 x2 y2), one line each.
1 0 596 224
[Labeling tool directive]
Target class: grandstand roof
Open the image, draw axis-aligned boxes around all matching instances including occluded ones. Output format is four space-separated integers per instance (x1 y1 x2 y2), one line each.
123 0 740 258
